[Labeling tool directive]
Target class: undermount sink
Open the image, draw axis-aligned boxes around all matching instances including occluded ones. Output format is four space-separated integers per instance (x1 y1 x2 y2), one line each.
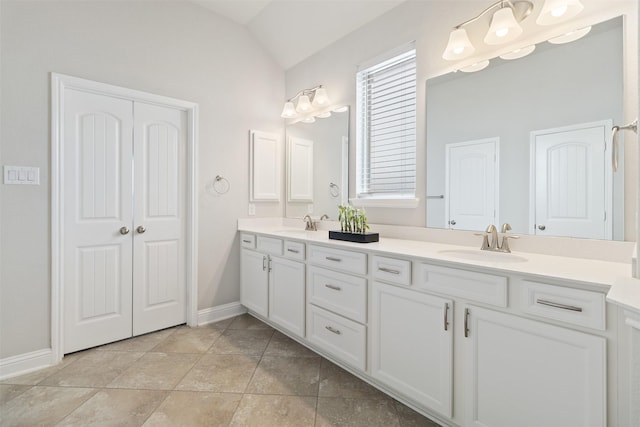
438 249 528 263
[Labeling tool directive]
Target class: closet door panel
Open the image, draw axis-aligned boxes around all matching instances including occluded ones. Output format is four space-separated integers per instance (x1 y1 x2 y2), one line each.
132 102 187 335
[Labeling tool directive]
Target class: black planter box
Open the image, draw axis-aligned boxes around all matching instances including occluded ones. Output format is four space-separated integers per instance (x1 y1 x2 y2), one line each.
329 230 380 243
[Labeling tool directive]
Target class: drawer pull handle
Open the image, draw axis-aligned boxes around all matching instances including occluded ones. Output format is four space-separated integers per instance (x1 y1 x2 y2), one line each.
325 325 341 335
444 302 450 331
326 256 342 262
464 308 470 338
379 267 401 275
242 239 252 243
325 284 342 291
287 249 300 254
536 299 583 312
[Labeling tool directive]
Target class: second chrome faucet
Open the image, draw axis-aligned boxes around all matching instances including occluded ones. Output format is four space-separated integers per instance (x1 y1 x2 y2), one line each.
477 223 518 253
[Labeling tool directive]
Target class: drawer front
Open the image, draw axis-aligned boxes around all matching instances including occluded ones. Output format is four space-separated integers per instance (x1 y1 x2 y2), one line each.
519 280 606 330
240 233 256 249
256 236 283 256
308 245 367 275
307 305 366 371
308 266 367 323
416 263 507 307
372 255 411 286
284 240 305 261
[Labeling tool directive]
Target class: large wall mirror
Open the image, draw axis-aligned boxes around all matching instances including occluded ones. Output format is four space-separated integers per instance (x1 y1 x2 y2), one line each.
285 108 350 219
426 16 628 241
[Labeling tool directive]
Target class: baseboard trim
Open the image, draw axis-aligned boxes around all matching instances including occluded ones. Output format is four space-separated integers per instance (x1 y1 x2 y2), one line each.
198 301 247 326
0 348 56 381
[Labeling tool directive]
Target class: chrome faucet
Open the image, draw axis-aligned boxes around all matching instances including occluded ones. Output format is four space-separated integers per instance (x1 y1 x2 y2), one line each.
303 215 317 231
499 223 519 253
320 214 329 220
483 224 498 250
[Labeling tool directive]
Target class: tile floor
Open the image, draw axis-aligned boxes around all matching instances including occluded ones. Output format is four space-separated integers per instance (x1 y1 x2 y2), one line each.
0 314 442 427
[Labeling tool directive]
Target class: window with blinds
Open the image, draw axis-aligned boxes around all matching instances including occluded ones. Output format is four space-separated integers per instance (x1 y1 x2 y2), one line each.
356 48 416 199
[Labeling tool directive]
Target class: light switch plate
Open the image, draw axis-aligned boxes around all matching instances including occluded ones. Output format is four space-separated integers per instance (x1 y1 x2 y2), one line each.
4 166 40 185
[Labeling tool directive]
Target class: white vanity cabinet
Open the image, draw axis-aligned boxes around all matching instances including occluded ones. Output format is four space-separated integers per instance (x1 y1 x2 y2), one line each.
371 280 453 418
464 305 606 427
240 234 306 338
306 244 368 370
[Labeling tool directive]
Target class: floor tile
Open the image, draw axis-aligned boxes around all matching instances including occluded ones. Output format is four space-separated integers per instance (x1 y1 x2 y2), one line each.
247 356 321 396
264 331 318 357
318 359 388 399
96 328 175 352
57 389 167 426
228 314 274 330
209 328 274 355
151 326 222 353
315 397 401 427
143 390 242 426
395 401 442 427
0 386 96 426
230 394 316 427
40 350 145 387
107 352 200 390
176 354 260 393
0 384 31 405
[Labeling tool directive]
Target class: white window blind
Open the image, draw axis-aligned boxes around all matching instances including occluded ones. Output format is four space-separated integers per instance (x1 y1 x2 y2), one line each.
356 48 416 199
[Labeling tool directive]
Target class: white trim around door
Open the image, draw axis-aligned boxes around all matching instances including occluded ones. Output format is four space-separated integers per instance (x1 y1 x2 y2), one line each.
51 73 199 362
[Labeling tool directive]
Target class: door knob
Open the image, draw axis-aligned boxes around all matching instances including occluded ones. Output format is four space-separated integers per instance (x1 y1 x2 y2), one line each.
136 226 146 234
538 225 546 231
119 226 130 235
450 220 457 226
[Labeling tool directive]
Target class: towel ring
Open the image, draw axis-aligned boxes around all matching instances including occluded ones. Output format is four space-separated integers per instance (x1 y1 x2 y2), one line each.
212 175 230 194
612 119 638 172
329 182 340 198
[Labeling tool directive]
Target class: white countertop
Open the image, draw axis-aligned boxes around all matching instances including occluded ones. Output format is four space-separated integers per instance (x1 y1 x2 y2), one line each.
238 222 633 292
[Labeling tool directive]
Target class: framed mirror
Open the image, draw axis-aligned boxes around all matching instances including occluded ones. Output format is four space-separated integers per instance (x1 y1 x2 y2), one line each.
285 108 350 219
426 17 627 240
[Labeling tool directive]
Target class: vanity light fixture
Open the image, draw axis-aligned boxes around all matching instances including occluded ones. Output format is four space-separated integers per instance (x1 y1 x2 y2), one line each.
536 0 584 26
548 25 591 44
442 0 534 61
281 85 347 123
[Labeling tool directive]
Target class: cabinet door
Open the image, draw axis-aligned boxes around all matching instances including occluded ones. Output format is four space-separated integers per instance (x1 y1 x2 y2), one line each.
269 256 305 338
371 281 453 417
240 249 269 317
465 305 606 427
250 130 281 201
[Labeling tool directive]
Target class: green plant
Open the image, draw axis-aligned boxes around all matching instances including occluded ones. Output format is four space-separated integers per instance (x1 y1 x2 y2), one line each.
337 205 369 234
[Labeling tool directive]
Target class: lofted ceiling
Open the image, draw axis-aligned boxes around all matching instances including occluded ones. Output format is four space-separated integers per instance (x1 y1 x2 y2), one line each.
191 0 407 70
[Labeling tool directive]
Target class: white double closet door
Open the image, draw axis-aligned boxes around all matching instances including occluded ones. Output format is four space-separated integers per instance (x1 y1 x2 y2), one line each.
63 89 187 353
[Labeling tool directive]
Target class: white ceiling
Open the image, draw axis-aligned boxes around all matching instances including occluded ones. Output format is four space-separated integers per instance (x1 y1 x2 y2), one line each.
192 0 406 70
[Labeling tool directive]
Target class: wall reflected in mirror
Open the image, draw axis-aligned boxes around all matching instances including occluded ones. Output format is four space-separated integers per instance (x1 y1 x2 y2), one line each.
285 108 349 219
426 17 626 240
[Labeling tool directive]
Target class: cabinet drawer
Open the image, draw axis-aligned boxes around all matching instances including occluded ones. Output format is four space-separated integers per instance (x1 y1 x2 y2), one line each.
307 305 366 371
519 280 606 330
256 236 283 256
308 245 367 275
284 241 305 261
240 233 256 249
308 266 367 323
372 255 411 286
416 263 507 308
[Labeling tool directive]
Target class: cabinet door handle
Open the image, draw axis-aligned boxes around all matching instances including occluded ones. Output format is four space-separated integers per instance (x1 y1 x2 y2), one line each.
325 284 341 291
464 308 470 338
287 248 300 254
268 257 272 273
378 267 400 275
242 239 252 243
325 325 341 335
262 256 267 271
536 299 583 312
326 256 342 262
444 302 450 331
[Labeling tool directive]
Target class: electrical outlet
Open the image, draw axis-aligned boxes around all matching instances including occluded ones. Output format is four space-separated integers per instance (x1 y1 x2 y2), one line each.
248 203 256 216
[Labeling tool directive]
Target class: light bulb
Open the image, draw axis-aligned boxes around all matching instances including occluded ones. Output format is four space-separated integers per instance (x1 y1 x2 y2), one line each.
442 28 475 61
552 5 567 17
280 101 297 118
484 7 522 45
296 95 312 113
537 0 584 25
312 87 330 107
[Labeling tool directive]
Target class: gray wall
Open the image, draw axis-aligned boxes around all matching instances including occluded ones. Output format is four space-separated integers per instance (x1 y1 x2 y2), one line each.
426 23 623 237
0 1 284 359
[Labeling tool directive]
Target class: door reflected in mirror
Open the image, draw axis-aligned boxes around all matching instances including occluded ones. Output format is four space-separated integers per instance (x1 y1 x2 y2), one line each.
426 17 627 240
285 108 349 219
